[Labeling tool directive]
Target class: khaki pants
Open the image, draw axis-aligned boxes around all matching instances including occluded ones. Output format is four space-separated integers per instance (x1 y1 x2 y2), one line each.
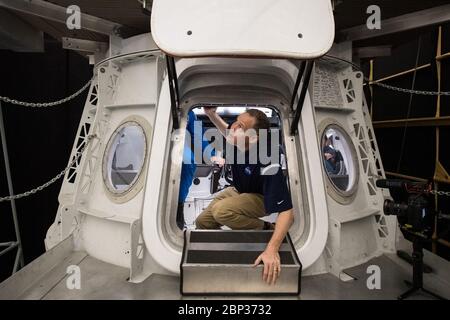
195 187 266 230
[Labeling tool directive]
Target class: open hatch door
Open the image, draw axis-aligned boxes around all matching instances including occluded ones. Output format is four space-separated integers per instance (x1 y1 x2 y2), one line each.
151 0 335 59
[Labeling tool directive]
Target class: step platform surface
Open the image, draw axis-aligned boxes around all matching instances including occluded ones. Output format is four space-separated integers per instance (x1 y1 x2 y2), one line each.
180 230 302 295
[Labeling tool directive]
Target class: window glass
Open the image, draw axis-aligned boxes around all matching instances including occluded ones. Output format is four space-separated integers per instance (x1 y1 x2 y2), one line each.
321 125 356 193
104 123 146 193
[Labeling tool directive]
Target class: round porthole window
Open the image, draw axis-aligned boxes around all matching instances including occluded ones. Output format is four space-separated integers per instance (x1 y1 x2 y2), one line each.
102 119 149 202
320 122 359 204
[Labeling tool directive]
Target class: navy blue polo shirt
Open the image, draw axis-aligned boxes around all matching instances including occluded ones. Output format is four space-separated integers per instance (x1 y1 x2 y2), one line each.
228 143 293 215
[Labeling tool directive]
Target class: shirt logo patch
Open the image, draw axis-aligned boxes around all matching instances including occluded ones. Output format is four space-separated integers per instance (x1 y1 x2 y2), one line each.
277 200 285 205
244 167 252 176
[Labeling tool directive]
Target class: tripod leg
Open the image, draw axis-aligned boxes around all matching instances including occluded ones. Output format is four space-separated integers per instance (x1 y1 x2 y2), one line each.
403 280 412 287
398 287 419 300
421 288 447 300
397 250 432 273
397 250 413 264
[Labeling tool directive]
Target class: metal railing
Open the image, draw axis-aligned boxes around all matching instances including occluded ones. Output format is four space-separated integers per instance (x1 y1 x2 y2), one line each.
0 102 24 274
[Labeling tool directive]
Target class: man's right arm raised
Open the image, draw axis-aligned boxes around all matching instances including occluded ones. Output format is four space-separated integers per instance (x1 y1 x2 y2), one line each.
203 107 228 137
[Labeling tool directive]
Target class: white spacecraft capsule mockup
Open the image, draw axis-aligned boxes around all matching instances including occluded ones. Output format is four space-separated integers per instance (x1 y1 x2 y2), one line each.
3 0 446 299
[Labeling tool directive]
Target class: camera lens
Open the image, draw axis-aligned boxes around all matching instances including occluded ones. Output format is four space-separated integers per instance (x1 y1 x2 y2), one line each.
383 199 408 217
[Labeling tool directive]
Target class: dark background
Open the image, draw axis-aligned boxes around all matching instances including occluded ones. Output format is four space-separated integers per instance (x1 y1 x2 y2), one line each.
361 23 450 261
0 35 92 282
0 3 450 283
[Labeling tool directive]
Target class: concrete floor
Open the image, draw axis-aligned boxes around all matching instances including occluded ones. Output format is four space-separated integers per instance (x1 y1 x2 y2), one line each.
11 254 449 300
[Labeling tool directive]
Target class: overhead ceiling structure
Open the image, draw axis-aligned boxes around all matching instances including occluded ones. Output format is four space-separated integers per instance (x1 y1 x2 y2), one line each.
0 0 449 57
0 0 148 53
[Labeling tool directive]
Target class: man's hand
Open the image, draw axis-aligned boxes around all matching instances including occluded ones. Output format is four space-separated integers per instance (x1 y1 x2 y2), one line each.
324 152 333 160
203 106 217 117
252 210 293 285
202 106 228 137
253 248 281 285
211 156 225 168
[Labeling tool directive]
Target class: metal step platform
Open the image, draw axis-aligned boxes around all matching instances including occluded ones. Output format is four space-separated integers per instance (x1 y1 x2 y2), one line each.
180 230 302 296
1 236 449 299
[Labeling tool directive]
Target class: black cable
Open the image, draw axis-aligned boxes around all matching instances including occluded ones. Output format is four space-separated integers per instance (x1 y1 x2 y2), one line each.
323 54 364 73
322 54 371 87
396 36 422 173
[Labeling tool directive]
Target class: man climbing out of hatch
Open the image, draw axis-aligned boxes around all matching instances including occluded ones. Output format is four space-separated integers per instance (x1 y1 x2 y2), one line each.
195 107 294 284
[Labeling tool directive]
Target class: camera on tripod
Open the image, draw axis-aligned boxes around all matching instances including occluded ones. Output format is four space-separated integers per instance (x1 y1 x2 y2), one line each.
376 179 433 238
376 179 445 300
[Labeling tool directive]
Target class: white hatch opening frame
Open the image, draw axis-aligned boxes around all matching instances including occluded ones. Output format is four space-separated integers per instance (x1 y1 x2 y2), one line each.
144 2 335 274
142 57 330 275
151 0 335 59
